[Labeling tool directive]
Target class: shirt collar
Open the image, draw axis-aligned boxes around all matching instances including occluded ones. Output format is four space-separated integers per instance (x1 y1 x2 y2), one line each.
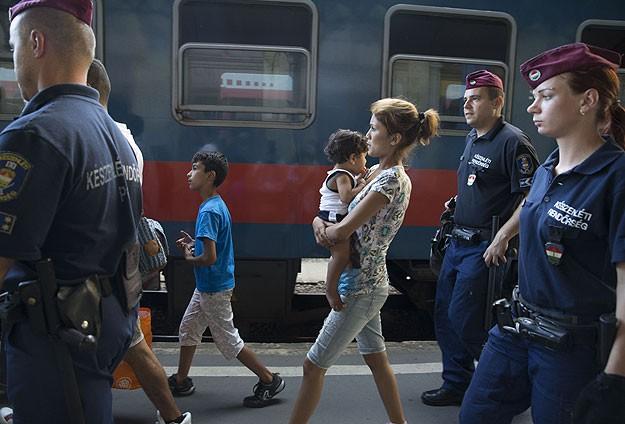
469 116 505 142
543 138 623 176
21 84 99 116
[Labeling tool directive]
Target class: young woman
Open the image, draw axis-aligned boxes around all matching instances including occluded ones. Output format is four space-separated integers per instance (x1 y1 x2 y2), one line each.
460 43 625 424
288 98 439 424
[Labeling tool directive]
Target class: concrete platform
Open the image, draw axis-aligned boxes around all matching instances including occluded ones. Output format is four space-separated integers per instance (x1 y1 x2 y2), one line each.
113 341 532 424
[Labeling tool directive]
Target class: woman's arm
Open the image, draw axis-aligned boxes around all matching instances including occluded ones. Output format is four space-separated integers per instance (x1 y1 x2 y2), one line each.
326 191 389 242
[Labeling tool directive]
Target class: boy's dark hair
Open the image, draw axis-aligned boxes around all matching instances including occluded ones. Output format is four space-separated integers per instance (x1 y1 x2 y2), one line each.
323 129 368 164
192 151 229 187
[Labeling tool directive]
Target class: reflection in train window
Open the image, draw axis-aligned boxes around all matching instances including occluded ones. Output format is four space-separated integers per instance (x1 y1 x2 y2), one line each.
173 0 318 128
0 2 24 120
179 45 309 123
577 20 625 102
0 63 23 117
383 5 516 133
390 58 506 132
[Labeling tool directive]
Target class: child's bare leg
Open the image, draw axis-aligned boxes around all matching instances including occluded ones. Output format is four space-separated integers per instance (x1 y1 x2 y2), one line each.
363 351 406 424
326 239 350 310
175 345 197 384
288 358 327 424
237 345 273 384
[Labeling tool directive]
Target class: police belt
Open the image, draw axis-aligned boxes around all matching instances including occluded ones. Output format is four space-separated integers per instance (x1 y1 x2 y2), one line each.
450 225 492 244
512 290 598 346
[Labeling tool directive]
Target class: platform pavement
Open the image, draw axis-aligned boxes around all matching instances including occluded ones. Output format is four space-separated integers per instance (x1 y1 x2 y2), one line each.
113 341 532 424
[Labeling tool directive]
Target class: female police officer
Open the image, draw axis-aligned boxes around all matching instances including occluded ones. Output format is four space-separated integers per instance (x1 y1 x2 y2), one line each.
460 43 625 423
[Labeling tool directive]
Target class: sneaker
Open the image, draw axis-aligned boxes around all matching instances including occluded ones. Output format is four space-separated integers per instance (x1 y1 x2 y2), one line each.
243 373 285 408
156 411 192 424
168 374 195 397
0 407 13 424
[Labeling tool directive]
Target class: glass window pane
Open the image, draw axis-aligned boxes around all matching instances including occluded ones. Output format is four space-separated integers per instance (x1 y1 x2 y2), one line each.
0 62 23 117
390 59 505 131
580 25 625 59
389 11 511 62
179 0 312 49
179 46 309 125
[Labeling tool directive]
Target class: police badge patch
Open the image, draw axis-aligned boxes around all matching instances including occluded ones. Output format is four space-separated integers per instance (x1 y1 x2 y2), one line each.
0 212 16 234
0 152 31 202
516 154 534 175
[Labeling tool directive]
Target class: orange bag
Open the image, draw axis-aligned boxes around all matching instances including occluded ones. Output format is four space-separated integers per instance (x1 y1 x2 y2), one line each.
112 307 153 390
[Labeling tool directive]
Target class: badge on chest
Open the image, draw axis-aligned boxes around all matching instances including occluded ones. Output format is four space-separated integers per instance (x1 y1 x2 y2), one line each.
467 173 476 186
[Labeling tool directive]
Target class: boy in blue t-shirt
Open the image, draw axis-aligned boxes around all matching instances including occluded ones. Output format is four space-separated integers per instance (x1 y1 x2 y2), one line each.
168 151 284 408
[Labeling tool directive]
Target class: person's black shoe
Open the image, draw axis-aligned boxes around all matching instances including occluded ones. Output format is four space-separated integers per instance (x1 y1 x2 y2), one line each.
243 373 285 408
168 374 195 397
421 387 464 406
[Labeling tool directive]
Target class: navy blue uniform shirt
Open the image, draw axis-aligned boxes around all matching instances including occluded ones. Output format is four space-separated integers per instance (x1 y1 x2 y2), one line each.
519 140 625 317
0 84 142 283
455 118 539 229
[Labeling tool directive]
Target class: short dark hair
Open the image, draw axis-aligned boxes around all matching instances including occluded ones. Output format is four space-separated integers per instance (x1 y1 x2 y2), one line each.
87 58 111 107
192 151 229 187
323 129 368 164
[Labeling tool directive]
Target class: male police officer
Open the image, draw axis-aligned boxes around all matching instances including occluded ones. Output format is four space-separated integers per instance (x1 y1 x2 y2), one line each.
0 1 142 422
421 70 539 406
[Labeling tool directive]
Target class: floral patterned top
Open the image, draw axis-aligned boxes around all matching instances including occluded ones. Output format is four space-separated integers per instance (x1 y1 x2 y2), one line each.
338 164 411 296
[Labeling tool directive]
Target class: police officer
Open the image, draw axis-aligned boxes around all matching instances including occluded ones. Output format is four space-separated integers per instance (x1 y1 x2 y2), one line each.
422 70 539 406
0 1 142 423
460 43 625 423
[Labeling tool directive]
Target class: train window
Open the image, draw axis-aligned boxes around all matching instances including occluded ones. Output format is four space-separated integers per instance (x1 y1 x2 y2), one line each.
0 4 23 120
389 57 507 132
383 6 516 133
577 20 625 102
173 0 318 128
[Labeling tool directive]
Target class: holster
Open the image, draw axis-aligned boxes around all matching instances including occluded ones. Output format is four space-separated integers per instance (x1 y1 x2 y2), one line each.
56 277 102 339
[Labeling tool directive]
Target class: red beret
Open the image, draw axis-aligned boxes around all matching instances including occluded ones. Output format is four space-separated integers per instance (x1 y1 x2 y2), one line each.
465 70 504 91
9 0 93 26
520 43 621 89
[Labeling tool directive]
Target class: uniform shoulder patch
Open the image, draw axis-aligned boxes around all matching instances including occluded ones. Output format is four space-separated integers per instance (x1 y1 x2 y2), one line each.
0 152 32 202
0 211 16 234
516 153 534 175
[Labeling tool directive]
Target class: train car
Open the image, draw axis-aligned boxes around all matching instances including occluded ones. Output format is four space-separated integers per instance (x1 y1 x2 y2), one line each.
0 0 624 324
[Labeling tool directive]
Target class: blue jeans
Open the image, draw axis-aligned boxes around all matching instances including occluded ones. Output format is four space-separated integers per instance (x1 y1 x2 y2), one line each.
460 326 600 424
434 239 490 393
308 284 388 369
6 295 136 424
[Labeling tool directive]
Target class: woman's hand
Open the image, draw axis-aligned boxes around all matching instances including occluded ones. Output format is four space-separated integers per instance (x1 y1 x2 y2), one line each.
312 216 334 248
325 289 344 312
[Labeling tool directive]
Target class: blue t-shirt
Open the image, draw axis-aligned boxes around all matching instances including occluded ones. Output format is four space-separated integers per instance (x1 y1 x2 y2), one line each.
519 140 625 317
0 84 142 285
194 195 235 293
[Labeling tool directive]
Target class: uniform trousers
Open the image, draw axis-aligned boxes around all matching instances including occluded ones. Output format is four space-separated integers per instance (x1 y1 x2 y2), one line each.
6 295 137 424
460 325 599 423
434 239 489 393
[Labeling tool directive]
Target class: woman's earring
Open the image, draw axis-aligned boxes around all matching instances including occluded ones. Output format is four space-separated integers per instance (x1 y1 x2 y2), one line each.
579 107 586 116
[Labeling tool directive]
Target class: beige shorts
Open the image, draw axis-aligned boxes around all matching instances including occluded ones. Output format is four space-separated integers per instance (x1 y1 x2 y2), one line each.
179 288 244 360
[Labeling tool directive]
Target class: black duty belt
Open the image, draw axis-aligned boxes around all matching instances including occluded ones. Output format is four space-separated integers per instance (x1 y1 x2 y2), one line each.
450 225 492 243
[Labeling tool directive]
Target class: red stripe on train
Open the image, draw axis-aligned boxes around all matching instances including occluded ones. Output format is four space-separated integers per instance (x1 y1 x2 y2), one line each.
142 161 456 226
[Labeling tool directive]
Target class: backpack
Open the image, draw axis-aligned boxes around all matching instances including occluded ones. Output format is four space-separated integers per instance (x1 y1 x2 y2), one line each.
138 217 169 277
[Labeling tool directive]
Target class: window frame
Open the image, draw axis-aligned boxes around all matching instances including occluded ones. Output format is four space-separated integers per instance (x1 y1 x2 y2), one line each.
576 19 625 48
382 5 517 132
171 0 318 129
177 42 311 115
577 19 625 103
389 54 509 123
